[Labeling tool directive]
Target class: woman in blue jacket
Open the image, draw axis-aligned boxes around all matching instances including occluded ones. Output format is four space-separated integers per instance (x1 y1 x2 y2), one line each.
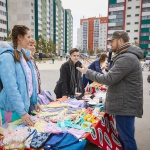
0 25 41 126
82 53 108 88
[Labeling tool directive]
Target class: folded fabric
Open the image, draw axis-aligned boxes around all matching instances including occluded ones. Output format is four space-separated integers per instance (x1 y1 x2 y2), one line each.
44 123 63 134
38 90 55 105
67 128 85 139
31 120 47 132
30 132 51 149
53 133 86 150
25 129 37 149
62 100 85 108
43 133 67 150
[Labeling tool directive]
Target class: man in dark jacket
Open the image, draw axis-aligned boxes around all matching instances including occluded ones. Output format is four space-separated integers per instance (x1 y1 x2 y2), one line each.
77 31 143 150
54 48 85 99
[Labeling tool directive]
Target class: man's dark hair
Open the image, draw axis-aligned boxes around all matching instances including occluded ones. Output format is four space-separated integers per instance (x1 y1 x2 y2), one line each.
69 48 79 55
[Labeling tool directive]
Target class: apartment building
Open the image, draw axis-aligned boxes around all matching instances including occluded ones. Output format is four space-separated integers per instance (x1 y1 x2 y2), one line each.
2 0 73 53
0 0 7 41
108 0 150 52
78 17 108 52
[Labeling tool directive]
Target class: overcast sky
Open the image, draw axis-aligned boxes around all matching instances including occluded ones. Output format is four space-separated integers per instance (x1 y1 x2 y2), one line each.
61 0 108 47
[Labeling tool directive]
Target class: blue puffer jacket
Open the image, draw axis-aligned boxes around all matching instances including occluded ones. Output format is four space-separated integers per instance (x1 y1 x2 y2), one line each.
82 59 103 88
0 42 38 116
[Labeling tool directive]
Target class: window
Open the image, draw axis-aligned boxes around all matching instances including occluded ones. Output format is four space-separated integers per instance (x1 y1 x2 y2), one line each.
142 15 150 20
134 37 138 40
0 19 6 24
128 7 131 9
135 22 139 24
0 10 6 16
135 14 139 17
0 28 7 33
109 10 123 15
140 40 150 44
31 16 34 19
108 18 123 23
142 7 150 12
109 2 124 8
141 24 150 28
128 0 132 1
31 3 33 6
127 22 130 25
126 30 130 32
31 9 33 13
136 6 140 8
0 1 6 7
141 32 150 36
127 15 131 17
134 30 138 32
143 0 150 4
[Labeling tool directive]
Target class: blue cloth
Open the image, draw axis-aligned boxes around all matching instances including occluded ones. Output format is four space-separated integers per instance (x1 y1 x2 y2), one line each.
43 133 67 150
43 133 86 150
82 59 103 88
0 42 38 117
115 115 137 150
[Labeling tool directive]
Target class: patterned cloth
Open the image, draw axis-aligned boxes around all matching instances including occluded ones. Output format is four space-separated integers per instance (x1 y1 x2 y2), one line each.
31 57 42 94
85 113 123 150
22 56 33 98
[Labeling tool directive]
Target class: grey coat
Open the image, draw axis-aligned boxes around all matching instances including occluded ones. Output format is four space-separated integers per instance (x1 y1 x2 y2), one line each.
86 45 143 118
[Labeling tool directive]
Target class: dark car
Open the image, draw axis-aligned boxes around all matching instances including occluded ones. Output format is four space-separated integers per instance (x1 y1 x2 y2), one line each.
96 53 101 58
145 54 150 60
34 52 51 59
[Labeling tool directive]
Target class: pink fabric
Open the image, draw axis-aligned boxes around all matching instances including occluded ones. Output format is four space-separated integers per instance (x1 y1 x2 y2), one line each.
4 111 12 123
22 57 33 98
67 128 85 139
44 123 63 134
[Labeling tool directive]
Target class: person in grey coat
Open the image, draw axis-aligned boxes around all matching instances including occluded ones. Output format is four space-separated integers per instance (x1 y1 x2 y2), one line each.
77 30 143 150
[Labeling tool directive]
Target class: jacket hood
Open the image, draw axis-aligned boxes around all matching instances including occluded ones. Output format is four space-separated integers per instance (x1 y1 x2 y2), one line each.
125 45 143 59
0 41 14 56
0 41 31 59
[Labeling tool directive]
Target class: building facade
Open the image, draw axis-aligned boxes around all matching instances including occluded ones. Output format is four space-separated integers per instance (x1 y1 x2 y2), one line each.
108 0 150 52
0 0 7 41
2 0 73 54
78 17 108 52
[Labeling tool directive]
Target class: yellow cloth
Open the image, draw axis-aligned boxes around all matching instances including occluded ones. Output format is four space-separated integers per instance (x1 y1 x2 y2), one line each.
31 120 47 132
8 119 22 127
32 110 59 116
42 103 67 108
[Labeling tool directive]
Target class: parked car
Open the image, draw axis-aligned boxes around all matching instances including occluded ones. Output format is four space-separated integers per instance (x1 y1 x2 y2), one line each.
80 53 90 58
96 53 101 58
34 52 54 59
145 54 150 60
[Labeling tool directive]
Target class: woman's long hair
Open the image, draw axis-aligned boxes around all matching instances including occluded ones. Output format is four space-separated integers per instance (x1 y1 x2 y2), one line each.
100 53 108 63
11 25 30 62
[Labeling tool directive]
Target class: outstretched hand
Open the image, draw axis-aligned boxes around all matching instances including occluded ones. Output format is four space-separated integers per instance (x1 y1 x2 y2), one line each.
76 64 88 74
35 103 44 112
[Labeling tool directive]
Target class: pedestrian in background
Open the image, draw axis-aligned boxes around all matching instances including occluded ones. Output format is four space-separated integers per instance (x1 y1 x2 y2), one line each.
77 30 143 150
82 53 108 88
52 57 55 64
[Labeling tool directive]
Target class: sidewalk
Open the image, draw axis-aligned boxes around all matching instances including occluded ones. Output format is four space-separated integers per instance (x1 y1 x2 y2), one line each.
36 58 90 70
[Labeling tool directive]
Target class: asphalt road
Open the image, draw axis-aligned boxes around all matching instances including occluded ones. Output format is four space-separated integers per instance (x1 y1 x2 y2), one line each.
38 61 150 150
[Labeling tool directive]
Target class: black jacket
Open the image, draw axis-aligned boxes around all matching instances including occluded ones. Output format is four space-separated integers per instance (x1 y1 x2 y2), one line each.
54 61 85 99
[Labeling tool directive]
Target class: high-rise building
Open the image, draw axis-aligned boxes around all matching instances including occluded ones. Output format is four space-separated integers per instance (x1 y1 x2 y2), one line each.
65 9 73 53
77 17 108 52
107 0 150 52
0 0 7 41
2 0 73 54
